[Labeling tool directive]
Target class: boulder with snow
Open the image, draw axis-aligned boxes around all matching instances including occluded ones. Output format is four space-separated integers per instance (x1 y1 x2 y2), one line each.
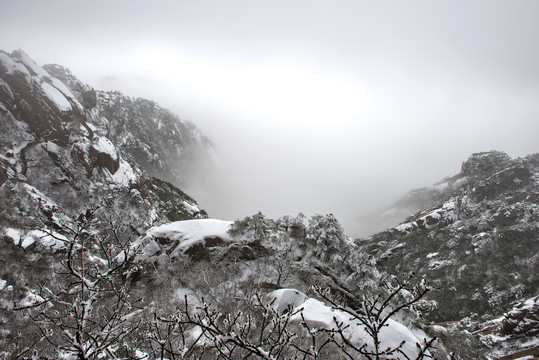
136 219 233 260
89 136 120 174
267 288 429 359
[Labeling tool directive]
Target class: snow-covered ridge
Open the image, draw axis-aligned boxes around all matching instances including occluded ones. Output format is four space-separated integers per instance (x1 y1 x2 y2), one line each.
0 50 83 113
395 199 458 234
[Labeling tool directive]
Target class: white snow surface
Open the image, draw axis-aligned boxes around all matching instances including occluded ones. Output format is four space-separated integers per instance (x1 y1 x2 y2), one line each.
20 229 67 250
146 219 232 243
182 201 201 216
46 141 60 153
91 136 118 159
41 82 72 111
4 228 22 245
111 159 137 185
2 50 84 112
518 296 539 311
21 235 35 249
18 291 45 308
0 52 27 75
173 287 200 305
16 50 48 77
395 199 457 234
268 289 309 314
137 219 233 258
268 289 428 359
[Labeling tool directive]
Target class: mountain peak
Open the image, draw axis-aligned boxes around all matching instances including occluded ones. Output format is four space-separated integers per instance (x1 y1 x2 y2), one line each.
43 63 97 109
460 150 513 177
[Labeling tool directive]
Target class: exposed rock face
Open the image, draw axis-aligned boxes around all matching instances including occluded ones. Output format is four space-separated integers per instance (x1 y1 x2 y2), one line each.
82 88 97 108
143 177 207 221
0 164 7 186
501 296 539 337
0 54 212 358
42 62 216 188
1 49 536 360
357 151 528 237
94 91 214 187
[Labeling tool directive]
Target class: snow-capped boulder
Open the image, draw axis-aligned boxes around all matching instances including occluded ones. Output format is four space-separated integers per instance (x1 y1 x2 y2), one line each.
136 219 233 260
266 289 428 359
267 288 308 314
89 136 120 174
290 298 427 359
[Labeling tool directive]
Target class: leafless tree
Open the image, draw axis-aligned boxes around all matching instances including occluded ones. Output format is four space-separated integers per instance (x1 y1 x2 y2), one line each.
29 206 143 359
316 273 436 360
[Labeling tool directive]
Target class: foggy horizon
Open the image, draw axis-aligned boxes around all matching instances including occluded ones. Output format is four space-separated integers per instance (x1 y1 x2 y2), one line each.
2 0 538 237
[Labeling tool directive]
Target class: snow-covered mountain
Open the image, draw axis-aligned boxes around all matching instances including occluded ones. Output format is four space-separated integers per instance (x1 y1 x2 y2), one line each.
0 49 537 359
358 150 539 358
42 63 215 189
0 49 209 229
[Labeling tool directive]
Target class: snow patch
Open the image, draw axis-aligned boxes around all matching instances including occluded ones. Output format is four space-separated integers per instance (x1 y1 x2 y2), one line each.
146 219 232 249
442 201 456 210
289 297 426 358
138 219 233 258
21 235 35 249
18 291 45 308
4 228 22 245
182 201 200 215
173 287 199 304
91 136 117 159
41 82 72 111
15 50 48 77
20 229 67 250
268 289 308 314
111 159 137 186
0 52 28 75
134 350 149 359
46 141 60 153
395 221 417 233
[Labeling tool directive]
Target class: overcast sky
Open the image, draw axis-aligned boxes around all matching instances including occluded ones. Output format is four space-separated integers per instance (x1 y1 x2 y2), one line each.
2 0 538 236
